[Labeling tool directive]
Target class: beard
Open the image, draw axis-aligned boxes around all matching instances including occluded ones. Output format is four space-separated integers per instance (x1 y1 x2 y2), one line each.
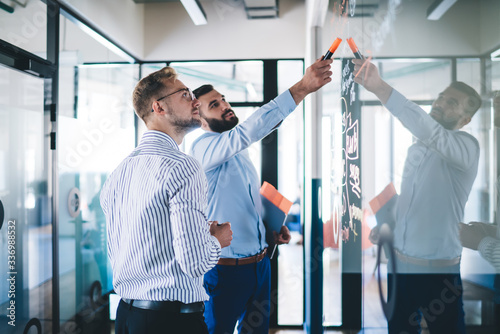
168 108 202 133
203 110 239 133
430 108 461 130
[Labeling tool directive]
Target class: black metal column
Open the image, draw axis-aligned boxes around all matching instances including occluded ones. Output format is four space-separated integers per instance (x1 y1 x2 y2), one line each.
261 59 279 328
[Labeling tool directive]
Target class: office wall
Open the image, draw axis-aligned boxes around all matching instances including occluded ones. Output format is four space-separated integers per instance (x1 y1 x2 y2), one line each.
143 0 306 61
480 0 500 54
60 0 145 58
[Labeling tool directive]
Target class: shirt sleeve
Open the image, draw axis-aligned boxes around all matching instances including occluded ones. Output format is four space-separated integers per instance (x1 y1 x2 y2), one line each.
478 236 500 272
191 90 297 171
384 89 479 171
168 157 221 278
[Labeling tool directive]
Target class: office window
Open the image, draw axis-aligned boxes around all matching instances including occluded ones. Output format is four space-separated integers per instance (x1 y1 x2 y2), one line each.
170 61 264 102
277 60 304 326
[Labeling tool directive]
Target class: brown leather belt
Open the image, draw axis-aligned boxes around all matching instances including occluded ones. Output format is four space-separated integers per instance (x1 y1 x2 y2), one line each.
217 248 267 266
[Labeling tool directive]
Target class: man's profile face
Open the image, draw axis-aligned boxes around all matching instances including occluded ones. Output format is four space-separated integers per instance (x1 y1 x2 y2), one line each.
157 79 201 132
197 89 239 133
430 87 470 130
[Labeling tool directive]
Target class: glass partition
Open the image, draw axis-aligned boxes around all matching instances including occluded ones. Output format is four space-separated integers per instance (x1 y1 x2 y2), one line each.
0 66 50 333
170 61 264 102
57 14 138 333
276 60 305 326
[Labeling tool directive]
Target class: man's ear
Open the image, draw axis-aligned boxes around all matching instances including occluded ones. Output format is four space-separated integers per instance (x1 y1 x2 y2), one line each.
151 100 167 115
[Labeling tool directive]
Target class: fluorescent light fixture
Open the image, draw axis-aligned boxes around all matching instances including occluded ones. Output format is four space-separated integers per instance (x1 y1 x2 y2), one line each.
180 0 207 25
427 0 458 20
491 48 500 60
60 6 136 63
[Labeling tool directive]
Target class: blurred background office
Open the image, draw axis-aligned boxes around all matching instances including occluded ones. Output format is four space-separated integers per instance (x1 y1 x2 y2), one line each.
0 0 499 333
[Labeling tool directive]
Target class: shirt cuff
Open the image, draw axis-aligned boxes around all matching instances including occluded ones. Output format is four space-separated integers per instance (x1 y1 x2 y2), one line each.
210 235 221 251
383 89 407 118
478 236 497 255
276 90 298 119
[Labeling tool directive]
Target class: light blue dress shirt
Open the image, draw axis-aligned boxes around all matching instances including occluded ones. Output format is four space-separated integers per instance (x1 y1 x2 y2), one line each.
190 91 297 258
385 89 480 260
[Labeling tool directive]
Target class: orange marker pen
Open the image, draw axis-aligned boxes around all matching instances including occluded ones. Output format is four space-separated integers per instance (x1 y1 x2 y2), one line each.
322 38 342 60
346 38 364 59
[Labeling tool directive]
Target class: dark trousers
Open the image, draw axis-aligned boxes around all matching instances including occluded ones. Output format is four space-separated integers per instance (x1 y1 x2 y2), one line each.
115 300 209 334
203 256 271 334
388 272 465 334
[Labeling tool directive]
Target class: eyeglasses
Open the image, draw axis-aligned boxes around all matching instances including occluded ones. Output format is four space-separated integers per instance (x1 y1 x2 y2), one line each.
158 88 195 102
152 88 195 112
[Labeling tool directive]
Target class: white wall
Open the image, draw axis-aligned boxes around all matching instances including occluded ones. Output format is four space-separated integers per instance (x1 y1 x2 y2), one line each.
60 0 145 59
143 0 306 61
480 0 500 54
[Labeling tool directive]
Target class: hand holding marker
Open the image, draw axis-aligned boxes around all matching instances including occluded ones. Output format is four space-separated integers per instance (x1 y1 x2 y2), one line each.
322 38 342 60
346 37 364 59
321 37 364 60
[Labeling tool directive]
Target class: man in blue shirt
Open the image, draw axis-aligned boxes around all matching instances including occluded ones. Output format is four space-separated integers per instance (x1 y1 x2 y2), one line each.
353 59 481 333
190 58 333 334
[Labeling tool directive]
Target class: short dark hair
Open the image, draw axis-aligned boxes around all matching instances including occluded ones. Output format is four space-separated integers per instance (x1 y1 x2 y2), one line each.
449 81 482 116
133 66 178 123
193 84 214 99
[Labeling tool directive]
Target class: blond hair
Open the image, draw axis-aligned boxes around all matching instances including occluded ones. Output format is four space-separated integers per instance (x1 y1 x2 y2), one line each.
133 67 178 123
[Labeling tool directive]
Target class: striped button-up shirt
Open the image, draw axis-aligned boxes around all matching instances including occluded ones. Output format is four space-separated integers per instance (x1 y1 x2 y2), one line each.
100 130 221 303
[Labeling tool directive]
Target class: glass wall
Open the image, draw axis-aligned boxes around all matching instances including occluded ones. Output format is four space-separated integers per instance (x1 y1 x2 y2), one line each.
355 57 500 330
0 66 50 333
57 14 138 333
321 59 343 327
169 61 264 175
276 60 305 325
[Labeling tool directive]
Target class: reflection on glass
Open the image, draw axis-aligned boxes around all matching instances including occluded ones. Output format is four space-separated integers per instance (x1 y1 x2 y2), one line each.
322 60 343 327
0 67 50 332
358 60 452 101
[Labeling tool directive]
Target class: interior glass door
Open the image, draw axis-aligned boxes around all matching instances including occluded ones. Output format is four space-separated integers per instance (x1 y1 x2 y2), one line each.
0 66 51 333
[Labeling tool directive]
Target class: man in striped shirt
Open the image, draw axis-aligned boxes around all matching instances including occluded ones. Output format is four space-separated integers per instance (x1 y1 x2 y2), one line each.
100 67 233 334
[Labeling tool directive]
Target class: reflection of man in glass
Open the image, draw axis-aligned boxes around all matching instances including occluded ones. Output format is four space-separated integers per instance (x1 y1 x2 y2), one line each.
190 59 332 334
353 59 481 333
460 92 500 271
